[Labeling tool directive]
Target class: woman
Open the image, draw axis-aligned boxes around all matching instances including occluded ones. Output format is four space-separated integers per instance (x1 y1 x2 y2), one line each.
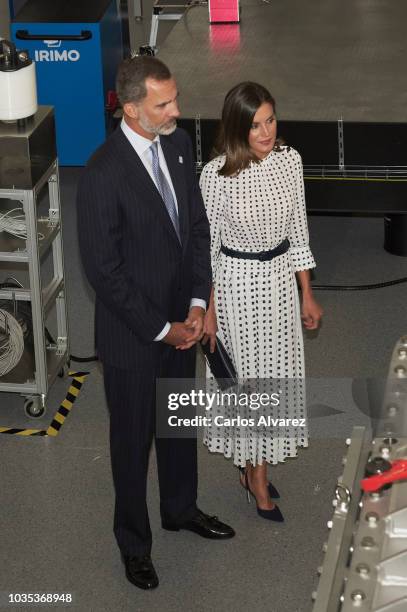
200 82 323 521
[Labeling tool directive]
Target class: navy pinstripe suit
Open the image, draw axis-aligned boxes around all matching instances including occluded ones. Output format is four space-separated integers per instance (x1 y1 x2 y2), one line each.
77 126 211 556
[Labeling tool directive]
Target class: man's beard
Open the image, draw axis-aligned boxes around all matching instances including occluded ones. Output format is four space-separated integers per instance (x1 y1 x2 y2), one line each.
139 112 177 136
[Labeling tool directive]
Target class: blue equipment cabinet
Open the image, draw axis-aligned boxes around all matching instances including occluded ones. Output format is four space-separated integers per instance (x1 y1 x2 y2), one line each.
11 0 123 165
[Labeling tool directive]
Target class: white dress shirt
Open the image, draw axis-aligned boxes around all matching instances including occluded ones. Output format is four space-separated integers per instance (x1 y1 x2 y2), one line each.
121 119 206 341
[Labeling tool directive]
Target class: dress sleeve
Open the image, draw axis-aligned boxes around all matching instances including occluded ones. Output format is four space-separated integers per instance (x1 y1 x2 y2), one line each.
287 150 316 272
199 161 225 280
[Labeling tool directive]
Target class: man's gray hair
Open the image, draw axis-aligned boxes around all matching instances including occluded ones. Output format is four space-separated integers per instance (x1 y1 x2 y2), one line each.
116 56 172 106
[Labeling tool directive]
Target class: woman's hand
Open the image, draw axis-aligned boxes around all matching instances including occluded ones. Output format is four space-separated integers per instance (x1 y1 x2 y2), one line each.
202 307 218 353
301 293 323 330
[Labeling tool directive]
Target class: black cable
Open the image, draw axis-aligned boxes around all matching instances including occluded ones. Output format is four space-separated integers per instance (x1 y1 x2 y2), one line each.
69 354 98 363
312 276 407 291
44 328 98 363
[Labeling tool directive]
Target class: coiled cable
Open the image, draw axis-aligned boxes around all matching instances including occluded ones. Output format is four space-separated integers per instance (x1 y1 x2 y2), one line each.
0 208 44 240
0 208 28 239
0 309 24 376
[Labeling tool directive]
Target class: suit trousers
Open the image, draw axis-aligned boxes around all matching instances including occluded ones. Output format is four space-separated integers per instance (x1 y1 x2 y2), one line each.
103 344 198 557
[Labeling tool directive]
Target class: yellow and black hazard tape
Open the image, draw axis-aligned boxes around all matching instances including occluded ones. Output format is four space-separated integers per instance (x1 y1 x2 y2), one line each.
46 371 88 437
0 427 46 436
0 371 89 437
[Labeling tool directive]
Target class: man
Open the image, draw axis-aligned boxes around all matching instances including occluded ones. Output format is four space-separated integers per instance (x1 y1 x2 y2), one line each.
76 56 234 590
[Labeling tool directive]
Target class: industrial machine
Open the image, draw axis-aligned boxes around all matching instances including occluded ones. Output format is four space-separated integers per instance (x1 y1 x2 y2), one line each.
312 336 407 611
10 0 123 165
0 39 69 416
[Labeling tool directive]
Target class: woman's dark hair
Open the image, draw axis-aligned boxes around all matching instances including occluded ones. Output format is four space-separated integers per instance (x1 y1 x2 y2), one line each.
214 81 284 177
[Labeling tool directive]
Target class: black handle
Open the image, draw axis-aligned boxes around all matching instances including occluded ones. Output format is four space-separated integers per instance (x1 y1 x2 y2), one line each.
15 29 92 41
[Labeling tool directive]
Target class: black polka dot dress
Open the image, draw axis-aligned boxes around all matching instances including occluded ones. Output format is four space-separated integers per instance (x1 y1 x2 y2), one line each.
199 147 316 466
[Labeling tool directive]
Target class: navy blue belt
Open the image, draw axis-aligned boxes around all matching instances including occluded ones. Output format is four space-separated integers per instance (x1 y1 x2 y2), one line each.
220 238 290 261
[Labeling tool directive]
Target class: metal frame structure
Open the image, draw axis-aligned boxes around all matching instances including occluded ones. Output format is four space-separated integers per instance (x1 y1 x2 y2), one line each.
149 0 193 49
0 159 69 416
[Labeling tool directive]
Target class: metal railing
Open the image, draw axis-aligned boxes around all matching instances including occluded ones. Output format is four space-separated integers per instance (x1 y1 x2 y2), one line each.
303 165 407 181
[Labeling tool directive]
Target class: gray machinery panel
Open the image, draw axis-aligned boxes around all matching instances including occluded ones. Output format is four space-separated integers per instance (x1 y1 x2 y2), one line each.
0 106 56 189
312 336 407 612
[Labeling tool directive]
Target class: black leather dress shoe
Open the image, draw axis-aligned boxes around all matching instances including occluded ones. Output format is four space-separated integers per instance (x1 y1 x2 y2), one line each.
162 509 235 539
123 555 159 590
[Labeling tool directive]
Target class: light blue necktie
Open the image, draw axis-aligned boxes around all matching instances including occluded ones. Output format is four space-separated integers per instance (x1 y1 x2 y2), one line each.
150 141 181 242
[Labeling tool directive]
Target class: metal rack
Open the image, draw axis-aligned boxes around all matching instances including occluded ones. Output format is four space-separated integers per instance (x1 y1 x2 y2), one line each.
0 111 69 416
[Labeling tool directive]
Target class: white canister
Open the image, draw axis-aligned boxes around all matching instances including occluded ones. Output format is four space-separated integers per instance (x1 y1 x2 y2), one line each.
0 42 38 121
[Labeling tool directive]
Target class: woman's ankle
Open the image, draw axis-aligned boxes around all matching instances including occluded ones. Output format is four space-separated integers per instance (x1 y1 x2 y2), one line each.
248 464 268 486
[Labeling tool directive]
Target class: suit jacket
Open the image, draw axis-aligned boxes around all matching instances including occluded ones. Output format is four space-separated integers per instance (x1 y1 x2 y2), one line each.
76 126 211 370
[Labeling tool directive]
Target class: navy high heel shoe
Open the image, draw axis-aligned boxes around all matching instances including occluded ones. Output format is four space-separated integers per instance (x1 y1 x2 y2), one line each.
238 466 280 499
242 469 284 522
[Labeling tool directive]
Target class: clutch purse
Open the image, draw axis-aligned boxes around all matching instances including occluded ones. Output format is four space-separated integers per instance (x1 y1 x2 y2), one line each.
200 336 237 390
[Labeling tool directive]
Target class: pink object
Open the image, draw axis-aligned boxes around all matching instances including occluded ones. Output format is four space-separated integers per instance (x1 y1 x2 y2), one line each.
209 0 240 23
